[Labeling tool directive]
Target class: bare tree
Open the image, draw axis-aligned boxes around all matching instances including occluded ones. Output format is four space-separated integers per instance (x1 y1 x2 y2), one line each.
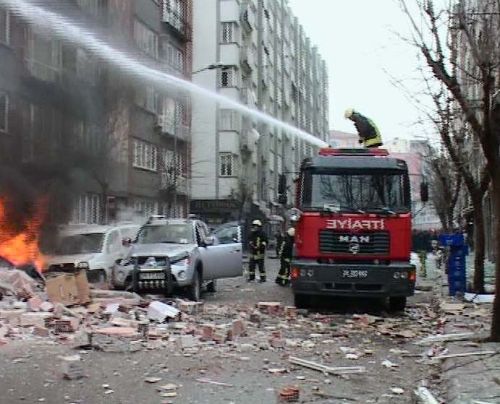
401 0 500 339
426 145 462 231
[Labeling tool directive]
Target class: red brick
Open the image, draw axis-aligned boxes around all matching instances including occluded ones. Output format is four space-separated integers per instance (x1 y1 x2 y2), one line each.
32 326 50 337
200 324 215 341
27 296 44 312
257 302 282 316
284 306 297 319
231 319 246 338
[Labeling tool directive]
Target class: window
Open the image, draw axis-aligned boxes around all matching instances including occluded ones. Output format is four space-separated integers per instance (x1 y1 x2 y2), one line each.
162 42 184 72
0 10 10 45
134 199 158 218
0 92 8 133
219 109 240 131
74 120 100 153
71 193 101 224
27 32 62 82
133 19 158 59
221 22 237 43
136 86 158 113
220 68 236 88
219 153 236 176
76 0 106 17
76 48 99 84
163 0 185 31
133 139 158 171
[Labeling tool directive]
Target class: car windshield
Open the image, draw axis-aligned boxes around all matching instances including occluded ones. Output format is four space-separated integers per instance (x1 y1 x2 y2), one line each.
51 233 104 255
302 172 410 213
137 224 194 244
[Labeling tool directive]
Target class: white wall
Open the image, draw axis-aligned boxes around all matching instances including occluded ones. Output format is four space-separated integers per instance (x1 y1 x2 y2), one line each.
192 0 218 199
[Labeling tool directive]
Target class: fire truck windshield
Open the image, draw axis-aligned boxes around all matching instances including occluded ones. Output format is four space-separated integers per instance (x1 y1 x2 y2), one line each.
301 171 410 213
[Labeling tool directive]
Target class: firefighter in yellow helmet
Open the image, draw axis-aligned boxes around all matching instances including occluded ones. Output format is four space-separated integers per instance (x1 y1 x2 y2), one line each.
248 219 268 282
344 108 383 148
275 227 295 286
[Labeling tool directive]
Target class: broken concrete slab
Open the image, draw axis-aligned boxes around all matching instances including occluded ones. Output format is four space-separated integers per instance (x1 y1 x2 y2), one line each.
61 354 85 380
148 301 180 322
416 332 476 346
19 312 52 328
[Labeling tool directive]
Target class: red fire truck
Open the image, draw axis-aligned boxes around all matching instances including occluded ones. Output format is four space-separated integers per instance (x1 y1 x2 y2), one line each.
284 148 426 310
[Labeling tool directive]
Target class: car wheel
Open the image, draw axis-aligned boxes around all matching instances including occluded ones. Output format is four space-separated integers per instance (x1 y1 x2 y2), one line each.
206 280 217 293
388 296 407 311
294 293 309 309
188 270 202 302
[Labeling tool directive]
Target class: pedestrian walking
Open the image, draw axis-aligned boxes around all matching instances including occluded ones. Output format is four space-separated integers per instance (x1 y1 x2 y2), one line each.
248 219 268 282
275 227 295 286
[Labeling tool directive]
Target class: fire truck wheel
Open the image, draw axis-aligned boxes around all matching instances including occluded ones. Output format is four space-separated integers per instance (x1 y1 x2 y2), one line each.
389 296 407 311
294 294 310 309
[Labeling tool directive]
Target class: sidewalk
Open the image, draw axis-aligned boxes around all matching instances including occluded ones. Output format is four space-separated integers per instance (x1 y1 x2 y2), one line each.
423 254 500 404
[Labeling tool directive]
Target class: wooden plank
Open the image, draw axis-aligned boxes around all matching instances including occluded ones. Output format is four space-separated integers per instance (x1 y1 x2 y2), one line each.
289 356 365 374
432 350 496 360
413 386 440 404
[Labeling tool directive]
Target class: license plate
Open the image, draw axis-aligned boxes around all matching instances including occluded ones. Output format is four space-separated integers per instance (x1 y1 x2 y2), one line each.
140 272 165 280
341 269 368 278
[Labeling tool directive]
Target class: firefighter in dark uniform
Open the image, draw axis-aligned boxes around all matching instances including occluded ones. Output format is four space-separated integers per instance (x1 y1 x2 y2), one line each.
248 219 268 282
344 108 383 148
275 227 295 286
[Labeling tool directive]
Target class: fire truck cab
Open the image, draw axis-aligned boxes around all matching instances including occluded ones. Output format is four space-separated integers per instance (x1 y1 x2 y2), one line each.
289 148 417 310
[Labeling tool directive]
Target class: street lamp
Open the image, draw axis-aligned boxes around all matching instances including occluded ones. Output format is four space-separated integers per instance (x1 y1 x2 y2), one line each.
192 62 231 75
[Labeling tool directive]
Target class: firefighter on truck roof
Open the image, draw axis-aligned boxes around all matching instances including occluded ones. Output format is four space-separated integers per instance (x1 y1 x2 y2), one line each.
248 219 268 282
344 108 383 148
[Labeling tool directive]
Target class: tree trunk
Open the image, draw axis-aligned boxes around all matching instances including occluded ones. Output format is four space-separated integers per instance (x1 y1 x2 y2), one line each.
490 178 500 340
472 198 485 294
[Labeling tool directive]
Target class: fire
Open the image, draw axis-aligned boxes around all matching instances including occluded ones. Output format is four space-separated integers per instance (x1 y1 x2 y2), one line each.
0 197 47 272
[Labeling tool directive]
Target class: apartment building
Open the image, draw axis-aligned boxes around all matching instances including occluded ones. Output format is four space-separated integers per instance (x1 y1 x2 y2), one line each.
190 0 329 225
0 0 193 224
451 0 499 259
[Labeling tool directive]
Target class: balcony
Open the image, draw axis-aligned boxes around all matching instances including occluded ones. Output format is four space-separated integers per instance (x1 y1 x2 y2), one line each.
160 172 188 194
157 116 190 142
161 0 191 41
26 59 61 83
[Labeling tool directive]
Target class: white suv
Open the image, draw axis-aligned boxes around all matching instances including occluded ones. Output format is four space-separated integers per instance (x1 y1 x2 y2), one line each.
44 223 140 283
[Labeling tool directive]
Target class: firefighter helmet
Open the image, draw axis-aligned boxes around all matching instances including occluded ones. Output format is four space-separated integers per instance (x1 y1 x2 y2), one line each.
344 108 355 119
252 219 262 227
287 227 295 237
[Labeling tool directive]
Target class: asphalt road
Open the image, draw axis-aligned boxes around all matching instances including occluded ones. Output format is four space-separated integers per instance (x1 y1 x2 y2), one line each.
0 256 441 404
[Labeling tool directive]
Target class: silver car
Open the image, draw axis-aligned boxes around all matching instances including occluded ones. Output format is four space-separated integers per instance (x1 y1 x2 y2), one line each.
111 217 243 301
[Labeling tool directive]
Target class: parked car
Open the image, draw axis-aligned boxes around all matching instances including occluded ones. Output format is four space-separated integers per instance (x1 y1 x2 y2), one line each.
111 217 243 300
43 223 140 283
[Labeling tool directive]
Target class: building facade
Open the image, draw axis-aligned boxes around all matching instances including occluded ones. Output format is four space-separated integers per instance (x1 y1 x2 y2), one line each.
0 0 193 224
451 0 499 261
190 0 329 226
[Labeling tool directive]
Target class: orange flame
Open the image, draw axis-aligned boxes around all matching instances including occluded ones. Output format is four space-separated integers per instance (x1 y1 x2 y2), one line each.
0 197 47 272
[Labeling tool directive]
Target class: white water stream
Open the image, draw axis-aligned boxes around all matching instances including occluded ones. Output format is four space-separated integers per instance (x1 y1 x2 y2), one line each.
1 0 328 148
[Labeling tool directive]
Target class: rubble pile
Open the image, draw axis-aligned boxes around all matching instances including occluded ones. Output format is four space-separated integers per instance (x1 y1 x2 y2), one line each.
0 265 443 358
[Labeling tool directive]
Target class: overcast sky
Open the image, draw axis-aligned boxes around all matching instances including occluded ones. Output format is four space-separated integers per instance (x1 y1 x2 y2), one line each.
288 0 429 142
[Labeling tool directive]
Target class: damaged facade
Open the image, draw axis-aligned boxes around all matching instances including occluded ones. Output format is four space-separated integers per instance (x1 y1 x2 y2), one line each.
0 0 193 224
